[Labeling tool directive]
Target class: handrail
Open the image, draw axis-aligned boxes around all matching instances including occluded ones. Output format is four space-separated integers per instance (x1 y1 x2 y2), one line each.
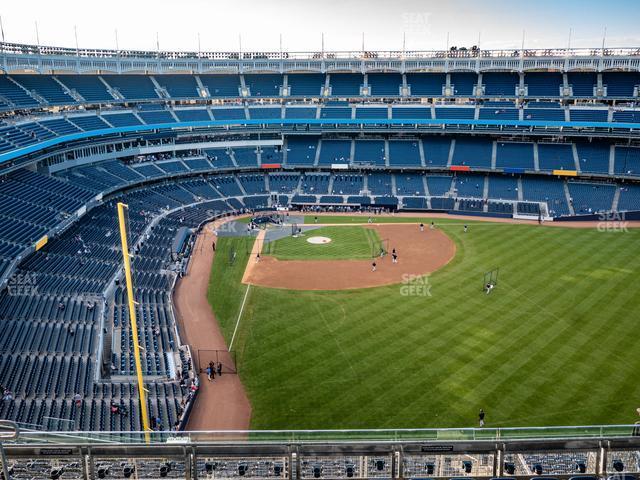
0 420 19 441
1 40 640 61
6 424 640 446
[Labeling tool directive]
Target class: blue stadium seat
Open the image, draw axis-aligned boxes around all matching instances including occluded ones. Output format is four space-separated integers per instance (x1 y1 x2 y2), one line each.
368 73 402 97
423 138 452 166
244 74 283 97
354 141 386 166
525 72 562 97
405 73 445 96
603 72 640 98
614 146 640 176
496 142 535 170
575 142 611 174
388 140 422 167
56 75 114 102
199 74 241 97
569 109 608 122
173 108 211 121
568 182 615 214
287 74 325 97
537 144 575 171
286 137 318 166
452 138 493 168
391 106 432 119
483 72 518 97
450 72 477 96
329 73 363 96
14 75 74 105
285 107 317 119
488 175 519 200
101 75 160 100
102 112 143 127
521 176 570 216
0 75 40 107
318 140 351 166
568 72 596 97
248 107 282 120
435 107 475 120
395 174 425 196
154 74 200 98
426 175 453 196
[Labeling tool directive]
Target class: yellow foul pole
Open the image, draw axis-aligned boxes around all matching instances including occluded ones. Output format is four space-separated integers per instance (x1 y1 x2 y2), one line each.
117 202 151 443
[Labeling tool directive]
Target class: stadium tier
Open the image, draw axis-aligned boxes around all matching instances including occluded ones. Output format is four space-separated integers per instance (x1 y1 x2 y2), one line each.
0 40 640 439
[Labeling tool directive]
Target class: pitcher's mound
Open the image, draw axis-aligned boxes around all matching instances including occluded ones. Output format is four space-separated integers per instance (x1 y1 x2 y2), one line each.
244 224 456 290
307 236 332 244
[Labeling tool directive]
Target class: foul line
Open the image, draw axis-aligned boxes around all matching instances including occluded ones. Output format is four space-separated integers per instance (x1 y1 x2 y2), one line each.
229 283 251 351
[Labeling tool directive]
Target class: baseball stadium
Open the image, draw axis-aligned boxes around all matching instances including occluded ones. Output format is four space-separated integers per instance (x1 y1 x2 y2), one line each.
1 0 640 478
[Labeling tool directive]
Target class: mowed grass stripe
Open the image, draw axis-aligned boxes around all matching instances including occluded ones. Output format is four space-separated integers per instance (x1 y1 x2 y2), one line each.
207 222 640 429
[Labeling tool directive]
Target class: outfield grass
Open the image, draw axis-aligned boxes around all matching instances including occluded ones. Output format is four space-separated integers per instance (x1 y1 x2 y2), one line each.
207 236 254 340
208 220 640 430
262 226 382 260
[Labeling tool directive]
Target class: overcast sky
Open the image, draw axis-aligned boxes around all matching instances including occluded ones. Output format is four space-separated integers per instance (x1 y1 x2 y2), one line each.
2 0 639 53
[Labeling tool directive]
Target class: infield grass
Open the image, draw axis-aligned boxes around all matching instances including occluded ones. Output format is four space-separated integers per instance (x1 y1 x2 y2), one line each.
262 226 382 260
208 218 640 430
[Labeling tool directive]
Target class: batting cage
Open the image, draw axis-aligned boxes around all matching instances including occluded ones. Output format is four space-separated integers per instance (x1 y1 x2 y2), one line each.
370 237 390 258
482 268 500 292
197 349 238 374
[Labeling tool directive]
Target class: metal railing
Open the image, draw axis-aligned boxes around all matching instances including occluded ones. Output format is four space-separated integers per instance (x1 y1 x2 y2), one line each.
5 424 640 446
0 420 19 480
2 40 640 61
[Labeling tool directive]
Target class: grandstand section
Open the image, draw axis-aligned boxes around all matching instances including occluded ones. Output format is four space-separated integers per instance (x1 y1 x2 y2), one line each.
0 35 640 445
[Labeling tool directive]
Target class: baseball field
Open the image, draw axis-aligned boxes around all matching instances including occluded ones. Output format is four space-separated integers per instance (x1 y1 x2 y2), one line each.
207 215 640 430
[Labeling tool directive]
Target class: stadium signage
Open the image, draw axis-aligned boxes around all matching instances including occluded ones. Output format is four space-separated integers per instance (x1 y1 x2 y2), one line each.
36 448 76 456
421 445 454 452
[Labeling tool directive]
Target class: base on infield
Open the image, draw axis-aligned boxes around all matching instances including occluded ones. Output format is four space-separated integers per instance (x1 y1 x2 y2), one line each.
307 236 332 244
